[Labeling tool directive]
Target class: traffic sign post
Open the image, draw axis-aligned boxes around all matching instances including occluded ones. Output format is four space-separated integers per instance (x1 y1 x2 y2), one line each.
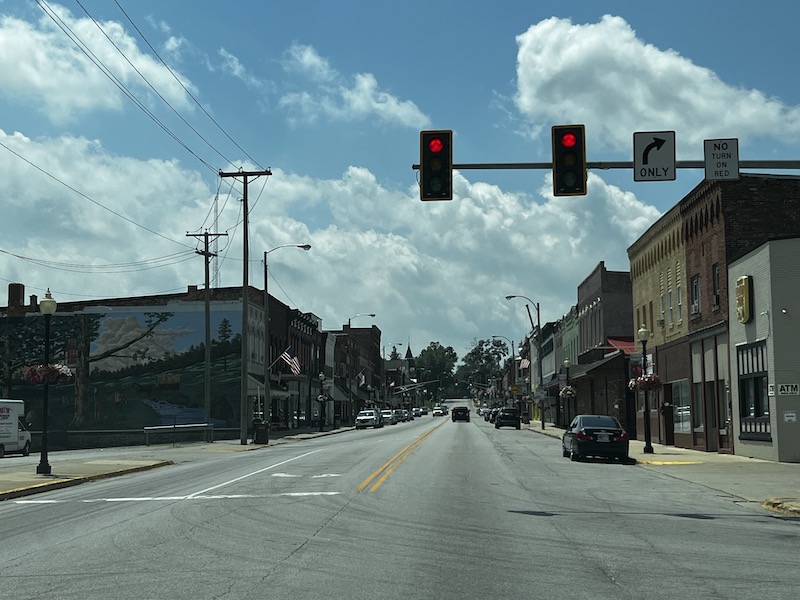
633 131 676 181
704 138 739 181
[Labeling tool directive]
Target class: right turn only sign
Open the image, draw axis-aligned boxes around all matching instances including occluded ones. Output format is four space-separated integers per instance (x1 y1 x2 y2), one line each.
633 131 676 181
704 138 739 181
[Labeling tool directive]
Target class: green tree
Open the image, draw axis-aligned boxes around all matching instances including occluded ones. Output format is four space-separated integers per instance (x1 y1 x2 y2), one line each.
454 338 505 396
415 341 457 401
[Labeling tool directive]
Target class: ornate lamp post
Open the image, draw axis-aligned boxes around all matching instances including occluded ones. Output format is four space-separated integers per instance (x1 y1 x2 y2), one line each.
36 289 57 476
638 325 655 454
318 372 326 432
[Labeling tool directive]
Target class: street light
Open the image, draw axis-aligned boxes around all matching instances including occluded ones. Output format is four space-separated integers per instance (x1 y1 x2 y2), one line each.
492 335 515 410
36 289 57 476
253 243 311 446
638 325 654 454
348 313 376 327
318 372 326 432
505 295 545 429
563 358 572 424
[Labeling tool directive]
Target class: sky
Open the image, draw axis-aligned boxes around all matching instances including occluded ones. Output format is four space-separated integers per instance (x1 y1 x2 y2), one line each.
3 0 800 364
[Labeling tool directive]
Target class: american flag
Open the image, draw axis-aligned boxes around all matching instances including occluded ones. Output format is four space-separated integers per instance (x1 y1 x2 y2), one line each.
279 346 301 376
357 369 365 386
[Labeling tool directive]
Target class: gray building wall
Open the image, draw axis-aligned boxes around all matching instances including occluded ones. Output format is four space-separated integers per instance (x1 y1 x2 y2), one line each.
729 237 800 462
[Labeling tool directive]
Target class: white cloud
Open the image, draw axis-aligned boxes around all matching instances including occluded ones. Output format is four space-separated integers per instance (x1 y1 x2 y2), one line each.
0 4 195 123
279 43 430 129
514 15 800 154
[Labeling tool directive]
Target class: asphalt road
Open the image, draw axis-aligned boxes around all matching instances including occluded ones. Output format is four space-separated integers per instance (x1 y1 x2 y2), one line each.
2 412 799 600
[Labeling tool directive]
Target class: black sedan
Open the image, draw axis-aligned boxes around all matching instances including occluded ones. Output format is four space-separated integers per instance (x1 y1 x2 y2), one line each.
562 414 630 462
494 407 521 429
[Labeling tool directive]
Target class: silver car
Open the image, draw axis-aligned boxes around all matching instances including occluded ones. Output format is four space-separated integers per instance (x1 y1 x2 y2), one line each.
381 409 398 425
355 409 384 429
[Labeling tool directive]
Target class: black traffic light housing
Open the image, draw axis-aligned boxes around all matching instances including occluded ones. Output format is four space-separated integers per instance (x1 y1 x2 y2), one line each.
420 130 453 201
551 124 587 196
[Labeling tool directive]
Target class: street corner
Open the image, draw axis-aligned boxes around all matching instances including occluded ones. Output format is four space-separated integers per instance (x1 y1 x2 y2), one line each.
762 498 800 517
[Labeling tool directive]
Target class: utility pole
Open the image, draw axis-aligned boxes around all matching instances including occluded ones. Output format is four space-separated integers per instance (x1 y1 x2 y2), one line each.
218 169 272 445
187 230 227 438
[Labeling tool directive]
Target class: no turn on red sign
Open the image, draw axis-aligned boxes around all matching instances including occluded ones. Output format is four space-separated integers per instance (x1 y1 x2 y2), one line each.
704 138 739 181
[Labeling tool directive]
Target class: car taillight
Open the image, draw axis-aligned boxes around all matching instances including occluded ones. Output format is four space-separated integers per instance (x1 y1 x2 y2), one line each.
576 429 591 440
615 432 630 442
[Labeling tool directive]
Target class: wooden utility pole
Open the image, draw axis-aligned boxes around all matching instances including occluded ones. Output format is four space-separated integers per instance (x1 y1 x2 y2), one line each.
218 169 271 444
187 230 227 437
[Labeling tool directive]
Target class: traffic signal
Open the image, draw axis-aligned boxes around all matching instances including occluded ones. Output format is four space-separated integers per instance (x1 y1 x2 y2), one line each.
420 130 453 201
551 124 587 196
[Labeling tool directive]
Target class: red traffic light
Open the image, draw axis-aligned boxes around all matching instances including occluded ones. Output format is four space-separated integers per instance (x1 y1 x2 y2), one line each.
560 132 577 148
428 137 445 153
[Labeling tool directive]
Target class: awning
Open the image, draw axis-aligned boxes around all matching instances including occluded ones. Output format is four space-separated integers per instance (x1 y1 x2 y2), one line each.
608 338 636 355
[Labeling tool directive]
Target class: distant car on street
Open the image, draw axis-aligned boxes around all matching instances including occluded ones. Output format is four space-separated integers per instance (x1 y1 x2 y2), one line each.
451 407 470 422
355 409 384 429
562 414 630 462
432 406 445 417
494 407 521 429
381 409 398 425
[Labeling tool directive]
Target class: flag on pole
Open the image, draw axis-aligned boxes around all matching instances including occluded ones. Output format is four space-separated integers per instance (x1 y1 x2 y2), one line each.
279 346 301 376
357 369 365 386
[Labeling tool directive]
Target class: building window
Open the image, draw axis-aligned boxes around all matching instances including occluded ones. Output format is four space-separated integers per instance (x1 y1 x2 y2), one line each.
690 275 701 316
659 294 665 326
737 341 770 441
672 379 690 434
677 286 683 322
668 290 674 325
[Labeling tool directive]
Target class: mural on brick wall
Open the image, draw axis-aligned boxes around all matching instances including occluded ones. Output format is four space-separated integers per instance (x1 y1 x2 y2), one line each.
6 307 242 431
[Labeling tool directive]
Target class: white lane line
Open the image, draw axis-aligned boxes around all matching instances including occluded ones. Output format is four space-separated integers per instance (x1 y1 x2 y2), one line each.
14 492 342 504
186 448 324 498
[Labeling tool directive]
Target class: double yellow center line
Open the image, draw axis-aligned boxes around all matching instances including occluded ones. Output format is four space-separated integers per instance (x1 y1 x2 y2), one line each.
356 421 445 493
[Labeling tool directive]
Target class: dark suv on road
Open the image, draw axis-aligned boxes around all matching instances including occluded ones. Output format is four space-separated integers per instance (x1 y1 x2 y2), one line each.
451 407 470 422
494 407 521 429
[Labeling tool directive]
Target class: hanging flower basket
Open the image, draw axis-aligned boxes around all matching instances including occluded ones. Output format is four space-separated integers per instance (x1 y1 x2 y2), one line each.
628 374 662 392
559 385 576 399
19 364 74 385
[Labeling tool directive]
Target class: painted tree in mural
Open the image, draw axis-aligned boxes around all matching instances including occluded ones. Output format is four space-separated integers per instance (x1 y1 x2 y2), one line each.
69 311 173 426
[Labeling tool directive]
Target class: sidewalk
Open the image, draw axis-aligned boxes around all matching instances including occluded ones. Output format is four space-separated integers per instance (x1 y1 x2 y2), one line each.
522 420 800 516
2 421 798 517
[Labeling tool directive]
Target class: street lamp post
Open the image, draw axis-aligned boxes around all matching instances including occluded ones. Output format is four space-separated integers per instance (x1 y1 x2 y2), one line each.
36 289 57 476
318 372 326 432
638 325 654 454
563 358 571 424
505 295 544 429
259 243 311 444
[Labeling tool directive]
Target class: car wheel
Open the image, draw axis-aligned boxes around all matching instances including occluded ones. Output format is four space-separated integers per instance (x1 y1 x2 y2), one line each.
22 441 31 456
570 449 581 462
515 424 521 430
494 423 499 429
562 446 570 458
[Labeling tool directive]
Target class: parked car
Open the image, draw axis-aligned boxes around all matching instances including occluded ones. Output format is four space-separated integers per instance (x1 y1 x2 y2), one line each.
562 414 630 462
420 407 429 415
488 408 500 423
355 409 384 429
494 407 521 429
394 409 406 422
413 407 422 418
381 409 398 425
451 406 470 422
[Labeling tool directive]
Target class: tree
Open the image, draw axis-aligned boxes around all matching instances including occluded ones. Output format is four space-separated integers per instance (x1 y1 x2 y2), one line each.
415 342 457 400
454 338 505 397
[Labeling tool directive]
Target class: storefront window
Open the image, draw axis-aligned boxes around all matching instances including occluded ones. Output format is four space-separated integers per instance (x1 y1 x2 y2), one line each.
672 379 690 434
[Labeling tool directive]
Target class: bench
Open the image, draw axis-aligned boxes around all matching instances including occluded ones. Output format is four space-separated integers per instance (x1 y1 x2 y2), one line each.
143 423 214 446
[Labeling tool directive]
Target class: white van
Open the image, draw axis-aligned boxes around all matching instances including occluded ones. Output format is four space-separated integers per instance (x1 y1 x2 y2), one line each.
0 399 32 458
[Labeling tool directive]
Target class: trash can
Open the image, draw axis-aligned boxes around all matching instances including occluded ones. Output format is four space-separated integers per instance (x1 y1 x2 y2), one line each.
252 419 270 444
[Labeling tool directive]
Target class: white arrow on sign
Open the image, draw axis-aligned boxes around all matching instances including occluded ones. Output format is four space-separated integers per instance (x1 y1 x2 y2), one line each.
633 131 676 182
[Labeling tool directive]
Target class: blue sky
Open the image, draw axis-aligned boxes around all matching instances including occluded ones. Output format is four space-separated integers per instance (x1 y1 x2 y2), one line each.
2 1 800 362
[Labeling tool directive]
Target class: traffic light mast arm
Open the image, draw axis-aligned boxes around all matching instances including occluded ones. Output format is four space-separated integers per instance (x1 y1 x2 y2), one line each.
412 160 800 170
